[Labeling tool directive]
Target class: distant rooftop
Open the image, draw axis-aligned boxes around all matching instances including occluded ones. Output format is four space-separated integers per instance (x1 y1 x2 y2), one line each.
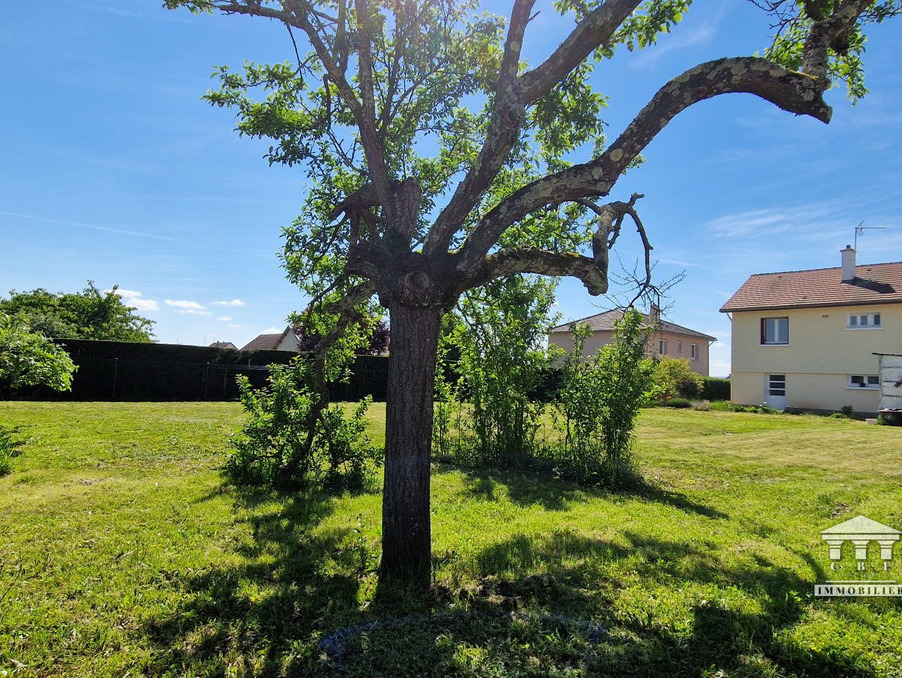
240 327 297 352
549 309 716 341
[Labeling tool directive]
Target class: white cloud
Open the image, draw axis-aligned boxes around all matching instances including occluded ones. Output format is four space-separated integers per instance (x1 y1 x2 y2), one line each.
111 288 141 298
212 299 245 307
107 288 160 312
217 316 233 322
164 299 211 315
129 297 161 311
165 299 204 310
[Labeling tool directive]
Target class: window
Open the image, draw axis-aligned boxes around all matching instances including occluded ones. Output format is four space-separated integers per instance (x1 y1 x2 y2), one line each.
847 313 882 329
761 317 789 345
848 375 880 389
658 339 667 355
768 374 786 396
690 343 698 360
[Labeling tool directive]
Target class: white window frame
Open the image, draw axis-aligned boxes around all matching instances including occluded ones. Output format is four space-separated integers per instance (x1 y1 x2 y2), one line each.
847 375 880 390
846 313 882 330
761 317 789 345
768 374 786 396
690 343 698 360
658 338 667 355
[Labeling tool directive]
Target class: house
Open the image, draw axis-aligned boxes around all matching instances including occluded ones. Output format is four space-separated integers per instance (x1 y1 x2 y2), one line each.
720 246 902 414
209 341 237 350
548 308 716 376
240 327 301 352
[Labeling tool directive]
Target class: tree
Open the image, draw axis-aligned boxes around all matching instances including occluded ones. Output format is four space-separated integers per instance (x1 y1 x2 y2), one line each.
296 316 390 354
0 314 77 393
167 0 900 590
0 283 155 343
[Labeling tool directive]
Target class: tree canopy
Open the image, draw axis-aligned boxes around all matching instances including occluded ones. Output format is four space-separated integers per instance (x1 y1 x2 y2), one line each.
167 0 900 590
0 283 155 343
0 313 77 393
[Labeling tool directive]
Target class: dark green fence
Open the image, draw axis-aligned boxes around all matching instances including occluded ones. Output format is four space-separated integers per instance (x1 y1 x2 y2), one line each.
2 340 389 402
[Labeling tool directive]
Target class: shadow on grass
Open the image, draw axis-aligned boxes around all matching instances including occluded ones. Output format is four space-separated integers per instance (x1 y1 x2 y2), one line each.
317 528 882 677
141 485 379 675
455 464 727 519
466 531 881 678
139 477 881 677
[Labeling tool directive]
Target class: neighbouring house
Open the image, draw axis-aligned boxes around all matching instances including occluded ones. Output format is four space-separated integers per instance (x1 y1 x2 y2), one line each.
209 341 237 350
548 308 716 376
240 327 301 352
720 246 902 414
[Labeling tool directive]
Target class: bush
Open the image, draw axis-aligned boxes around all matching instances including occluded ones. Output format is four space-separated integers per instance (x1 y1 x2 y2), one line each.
551 309 656 486
0 313 76 393
226 357 380 490
701 377 730 401
729 403 780 415
653 356 703 400
434 276 558 467
660 397 691 408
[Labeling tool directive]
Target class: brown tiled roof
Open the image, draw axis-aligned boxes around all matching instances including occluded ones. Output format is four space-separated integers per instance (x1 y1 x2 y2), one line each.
240 329 291 351
549 309 716 341
720 262 902 313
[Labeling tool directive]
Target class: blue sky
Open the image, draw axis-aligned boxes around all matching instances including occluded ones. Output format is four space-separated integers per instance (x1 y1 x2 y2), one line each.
2 1 901 375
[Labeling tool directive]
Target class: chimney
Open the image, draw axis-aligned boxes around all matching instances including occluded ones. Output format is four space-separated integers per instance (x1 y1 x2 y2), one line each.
841 245 856 283
649 303 661 324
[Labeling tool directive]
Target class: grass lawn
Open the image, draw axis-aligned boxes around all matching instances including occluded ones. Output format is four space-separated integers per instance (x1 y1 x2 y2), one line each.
1 402 901 676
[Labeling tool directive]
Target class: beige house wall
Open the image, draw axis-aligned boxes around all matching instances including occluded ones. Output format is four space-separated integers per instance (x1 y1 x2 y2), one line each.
548 328 711 376
276 331 300 352
729 304 902 413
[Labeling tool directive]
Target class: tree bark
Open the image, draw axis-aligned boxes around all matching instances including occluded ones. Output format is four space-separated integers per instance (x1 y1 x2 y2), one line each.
379 302 443 590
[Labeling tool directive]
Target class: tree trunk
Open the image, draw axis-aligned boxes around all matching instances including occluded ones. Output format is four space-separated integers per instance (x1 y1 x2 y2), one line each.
379 302 443 591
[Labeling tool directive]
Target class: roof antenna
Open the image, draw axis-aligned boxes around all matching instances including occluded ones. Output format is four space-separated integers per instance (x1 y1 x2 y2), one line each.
853 221 886 250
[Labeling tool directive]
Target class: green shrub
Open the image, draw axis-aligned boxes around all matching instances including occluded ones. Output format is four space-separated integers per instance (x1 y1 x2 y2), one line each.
0 313 76 393
551 309 656 486
226 357 380 490
729 403 780 415
652 356 703 400
701 377 730 401
434 276 558 467
708 400 734 411
660 397 691 408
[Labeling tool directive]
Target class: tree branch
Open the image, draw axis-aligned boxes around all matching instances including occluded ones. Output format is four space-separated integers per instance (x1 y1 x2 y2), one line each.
802 0 875 84
422 0 535 256
352 0 393 205
455 56 833 274
469 248 608 296
519 0 641 104
215 1 391 201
